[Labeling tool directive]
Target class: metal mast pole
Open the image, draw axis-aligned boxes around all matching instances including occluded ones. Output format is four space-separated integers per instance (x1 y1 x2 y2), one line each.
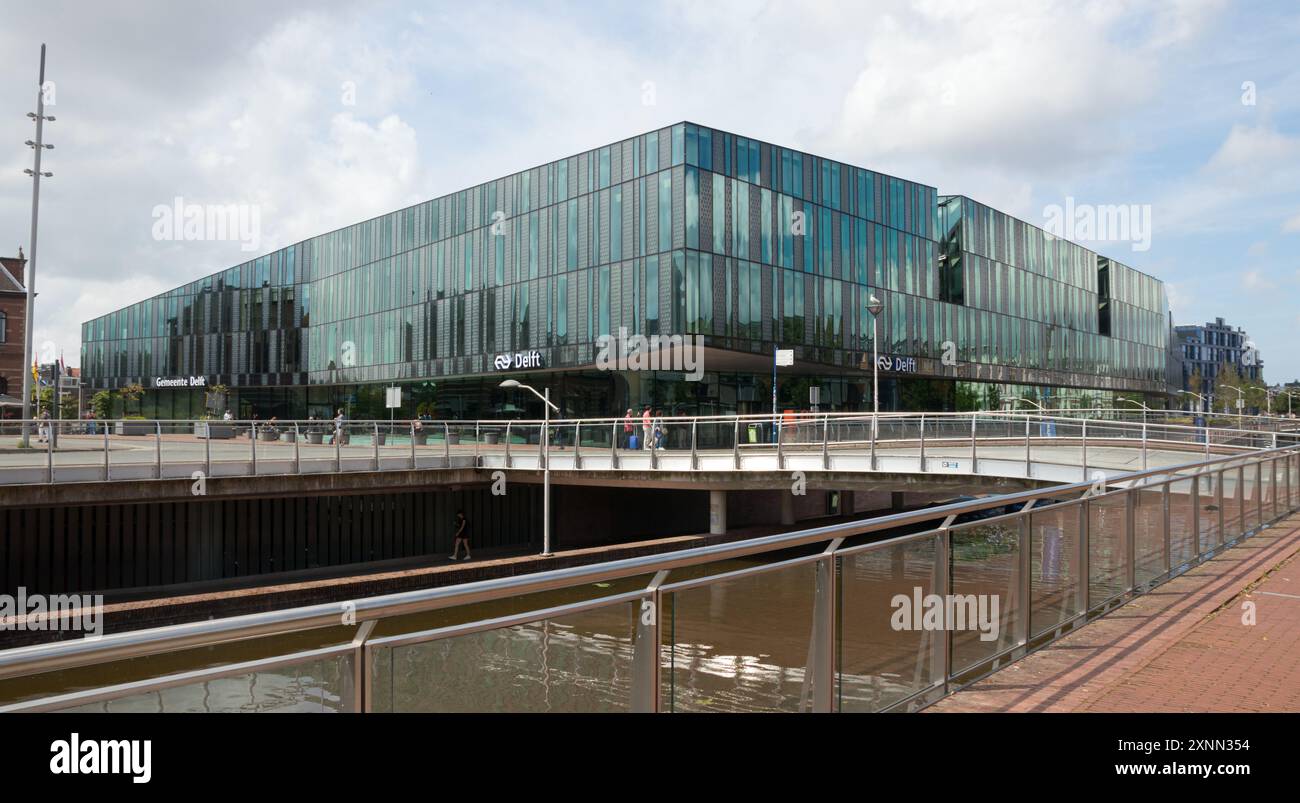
21 44 52 447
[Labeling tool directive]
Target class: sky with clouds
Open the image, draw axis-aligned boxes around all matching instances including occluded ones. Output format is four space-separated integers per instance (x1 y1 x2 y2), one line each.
2 0 1298 383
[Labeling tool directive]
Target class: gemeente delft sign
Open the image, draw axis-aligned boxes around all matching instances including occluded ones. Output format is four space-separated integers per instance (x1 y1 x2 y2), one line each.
153 376 208 388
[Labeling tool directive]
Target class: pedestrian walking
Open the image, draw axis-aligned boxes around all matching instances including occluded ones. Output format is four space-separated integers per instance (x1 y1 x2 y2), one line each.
641 406 653 450
449 510 472 561
623 408 634 448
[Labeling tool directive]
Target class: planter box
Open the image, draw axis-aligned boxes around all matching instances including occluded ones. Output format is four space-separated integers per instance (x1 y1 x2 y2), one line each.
280 431 296 442
115 421 154 437
307 432 323 444
483 432 500 445
413 432 428 445
447 432 460 446
375 434 387 446
196 423 236 439
258 430 279 441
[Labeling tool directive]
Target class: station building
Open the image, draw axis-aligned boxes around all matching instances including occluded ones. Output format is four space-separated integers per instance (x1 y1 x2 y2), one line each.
81 122 1170 421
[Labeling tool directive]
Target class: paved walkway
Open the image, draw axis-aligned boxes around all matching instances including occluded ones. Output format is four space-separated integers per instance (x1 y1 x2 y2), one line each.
930 513 1300 712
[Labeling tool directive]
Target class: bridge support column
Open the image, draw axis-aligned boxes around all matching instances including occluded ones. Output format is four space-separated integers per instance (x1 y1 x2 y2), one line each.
709 489 727 535
780 492 795 526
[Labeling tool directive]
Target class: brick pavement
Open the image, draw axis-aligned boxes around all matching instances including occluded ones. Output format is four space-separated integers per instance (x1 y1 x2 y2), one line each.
930 513 1300 712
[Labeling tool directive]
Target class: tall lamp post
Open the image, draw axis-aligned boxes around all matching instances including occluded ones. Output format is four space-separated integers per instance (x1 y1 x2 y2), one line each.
866 293 883 439
1116 397 1150 426
1178 390 1205 413
1225 386 1246 422
500 379 558 556
20 44 55 448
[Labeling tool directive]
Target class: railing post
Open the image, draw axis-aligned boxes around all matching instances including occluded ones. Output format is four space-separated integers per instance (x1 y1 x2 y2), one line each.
574 421 582 469
689 419 697 471
351 620 376 714
938 525 952 693
475 421 481 463
1081 418 1088 483
1142 422 1148 470
335 422 342 473
776 415 784 471
295 422 302 474
870 413 877 471
155 421 162 479
409 422 416 471
1217 469 1225 546
104 422 110 481
1125 488 1136 593
632 570 668 713
250 421 257 476
1191 474 1201 560
732 418 740 470
1019 507 1033 646
372 422 380 471
1078 500 1090 614
970 414 978 474
504 422 512 468
46 420 54 484
919 414 927 472
822 414 829 471
444 423 451 466
1024 416 1032 477
204 422 211 480
1162 482 1171 577
611 421 619 469
1256 461 1263 527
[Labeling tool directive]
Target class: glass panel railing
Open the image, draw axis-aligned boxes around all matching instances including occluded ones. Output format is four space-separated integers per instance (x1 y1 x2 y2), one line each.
1243 463 1260 532
54 653 353 713
838 534 941 712
1133 484 1166 585
1224 466 1244 541
1029 502 1083 637
1168 479 1196 570
948 518 1022 675
369 600 639 713
1198 472 1222 549
1088 491 1128 606
661 560 816 712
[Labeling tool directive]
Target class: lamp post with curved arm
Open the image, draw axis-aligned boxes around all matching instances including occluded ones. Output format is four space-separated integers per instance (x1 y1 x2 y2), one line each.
500 379 559 556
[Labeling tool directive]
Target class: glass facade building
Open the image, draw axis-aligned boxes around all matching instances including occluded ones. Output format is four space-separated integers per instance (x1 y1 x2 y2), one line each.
82 122 1169 420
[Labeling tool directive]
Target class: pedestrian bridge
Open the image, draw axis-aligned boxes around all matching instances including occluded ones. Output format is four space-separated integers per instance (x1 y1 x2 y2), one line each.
0 412 1297 713
0 412 1293 493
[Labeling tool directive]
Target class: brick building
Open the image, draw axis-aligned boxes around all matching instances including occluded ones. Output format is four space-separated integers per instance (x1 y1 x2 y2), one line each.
0 249 29 407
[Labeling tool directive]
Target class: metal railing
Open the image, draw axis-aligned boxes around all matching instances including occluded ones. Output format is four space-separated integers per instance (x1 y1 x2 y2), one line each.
2 410 1294 487
1 436 1296 713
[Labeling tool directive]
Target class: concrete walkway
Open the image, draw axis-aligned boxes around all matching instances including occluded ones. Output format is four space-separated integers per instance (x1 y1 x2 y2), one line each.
929 513 1300 712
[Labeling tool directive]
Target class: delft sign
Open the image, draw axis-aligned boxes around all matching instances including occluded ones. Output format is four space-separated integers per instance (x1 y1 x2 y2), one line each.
877 355 918 373
493 351 543 371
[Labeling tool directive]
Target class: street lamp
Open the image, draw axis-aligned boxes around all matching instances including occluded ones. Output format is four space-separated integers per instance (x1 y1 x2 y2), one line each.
1178 390 1205 413
1225 386 1246 421
1115 397 1150 426
499 378 559 556
866 293 883 439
